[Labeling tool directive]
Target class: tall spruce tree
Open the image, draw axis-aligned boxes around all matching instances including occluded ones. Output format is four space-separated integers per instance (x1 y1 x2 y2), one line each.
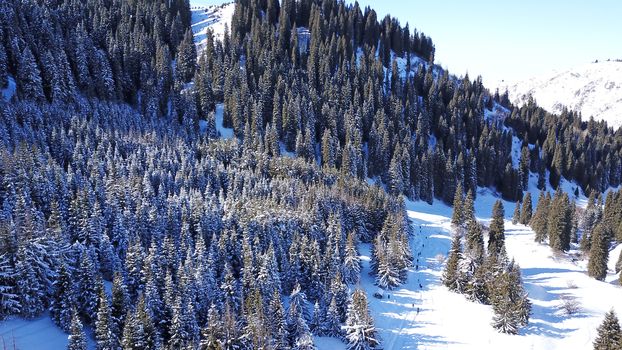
442 233 462 292
68 309 87 350
588 223 610 281
451 184 465 228
593 309 622 350
488 200 506 257
344 290 379 350
531 191 550 243
547 190 572 252
512 201 520 225
519 192 533 225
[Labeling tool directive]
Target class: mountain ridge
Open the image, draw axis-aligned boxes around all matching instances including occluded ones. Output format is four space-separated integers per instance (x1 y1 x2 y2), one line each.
498 60 622 128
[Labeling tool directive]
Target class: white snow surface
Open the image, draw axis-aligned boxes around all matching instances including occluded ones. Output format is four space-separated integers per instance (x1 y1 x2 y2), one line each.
326 172 622 350
191 2 234 53
497 60 622 128
0 312 95 350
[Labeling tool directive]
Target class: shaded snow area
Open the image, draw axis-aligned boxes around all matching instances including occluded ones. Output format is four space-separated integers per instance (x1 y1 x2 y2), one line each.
191 3 234 54
1 76 16 102
497 60 622 128
0 313 95 350
328 173 622 350
199 103 233 139
214 103 232 139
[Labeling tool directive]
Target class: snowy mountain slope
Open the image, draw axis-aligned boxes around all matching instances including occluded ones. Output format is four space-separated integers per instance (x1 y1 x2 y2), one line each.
186 6 622 348
351 175 622 350
497 60 622 128
191 2 234 53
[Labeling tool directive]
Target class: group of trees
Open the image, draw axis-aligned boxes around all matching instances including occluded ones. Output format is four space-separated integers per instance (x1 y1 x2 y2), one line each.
505 98 622 195
579 189 622 284
444 190 530 334
0 91 395 348
4 0 622 347
529 187 622 283
530 189 577 252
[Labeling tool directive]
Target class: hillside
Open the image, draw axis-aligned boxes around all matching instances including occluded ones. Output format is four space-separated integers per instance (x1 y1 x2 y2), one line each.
498 60 622 128
2 0 622 349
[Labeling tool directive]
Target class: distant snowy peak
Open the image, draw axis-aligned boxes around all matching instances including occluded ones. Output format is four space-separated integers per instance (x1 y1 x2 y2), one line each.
191 2 235 53
499 60 622 128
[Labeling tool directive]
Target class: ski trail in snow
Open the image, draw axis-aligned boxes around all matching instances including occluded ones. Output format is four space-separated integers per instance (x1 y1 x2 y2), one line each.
380 214 447 350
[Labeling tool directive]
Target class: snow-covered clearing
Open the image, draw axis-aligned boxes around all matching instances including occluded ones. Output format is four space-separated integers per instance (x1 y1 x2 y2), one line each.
323 179 622 350
0 312 95 350
1 76 16 102
191 3 234 53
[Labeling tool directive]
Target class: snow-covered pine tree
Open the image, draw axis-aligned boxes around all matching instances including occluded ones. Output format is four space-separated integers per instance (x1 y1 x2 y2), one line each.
267 290 288 349
110 272 129 343
310 301 323 335
76 249 99 322
199 304 223 349
0 250 20 319
14 245 45 318
176 29 197 83
343 231 361 285
451 183 465 227
375 250 400 290
547 189 572 252
593 309 622 350
490 260 530 334
95 289 114 350
242 288 270 349
322 295 343 339
442 233 462 292
17 47 44 101
286 290 314 348
68 309 87 350
344 289 379 350
616 249 622 275
50 262 75 333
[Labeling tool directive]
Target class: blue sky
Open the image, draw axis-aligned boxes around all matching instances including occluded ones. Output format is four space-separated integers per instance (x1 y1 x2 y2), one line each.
352 0 622 86
192 0 622 86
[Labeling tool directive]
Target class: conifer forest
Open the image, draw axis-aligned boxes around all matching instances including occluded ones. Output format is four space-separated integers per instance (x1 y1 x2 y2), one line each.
1 0 622 349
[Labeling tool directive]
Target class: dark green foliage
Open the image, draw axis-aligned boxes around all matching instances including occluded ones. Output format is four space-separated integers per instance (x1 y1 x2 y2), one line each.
488 200 505 257
451 184 465 227
531 192 550 243
547 189 573 252
512 201 520 225
490 261 530 334
177 29 197 84
442 233 461 291
464 192 484 261
593 310 622 350
616 249 622 274
519 192 533 225
588 224 610 281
